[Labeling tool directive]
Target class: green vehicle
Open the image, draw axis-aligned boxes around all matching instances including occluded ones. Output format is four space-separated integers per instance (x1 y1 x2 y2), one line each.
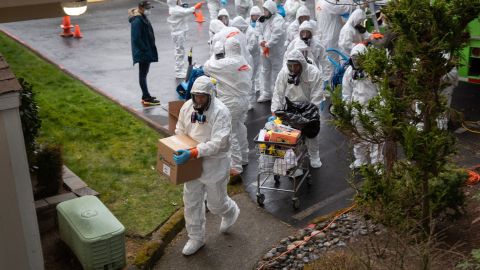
459 18 480 84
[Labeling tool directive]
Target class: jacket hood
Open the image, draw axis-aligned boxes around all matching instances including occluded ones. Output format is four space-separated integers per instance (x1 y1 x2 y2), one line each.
167 0 176 8
295 6 310 20
263 0 277 15
191 76 217 97
218 8 230 18
225 37 242 58
347 9 366 27
128 8 142 22
286 49 308 77
298 20 313 33
210 19 226 34
231 16 249 33
250 6 262 16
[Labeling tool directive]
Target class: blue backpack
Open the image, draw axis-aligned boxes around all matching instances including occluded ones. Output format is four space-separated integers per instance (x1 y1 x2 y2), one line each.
326 48 350 92
176 66 204 100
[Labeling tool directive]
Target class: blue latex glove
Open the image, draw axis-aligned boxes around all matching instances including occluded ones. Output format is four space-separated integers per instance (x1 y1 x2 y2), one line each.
340 12 350 21
173 149 191 165
267 115 276 122
220 0 227 6
320 99 325 112
277 5 286 17
322 80 329 91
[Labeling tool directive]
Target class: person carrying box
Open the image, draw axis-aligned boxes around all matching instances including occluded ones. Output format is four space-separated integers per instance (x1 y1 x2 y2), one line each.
173 76 240 256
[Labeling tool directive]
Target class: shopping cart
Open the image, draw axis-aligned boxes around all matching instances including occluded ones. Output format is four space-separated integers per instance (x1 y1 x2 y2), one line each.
254 134 311 210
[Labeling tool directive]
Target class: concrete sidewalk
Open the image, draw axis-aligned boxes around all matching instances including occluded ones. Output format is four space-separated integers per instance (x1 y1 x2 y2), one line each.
153 193 295 270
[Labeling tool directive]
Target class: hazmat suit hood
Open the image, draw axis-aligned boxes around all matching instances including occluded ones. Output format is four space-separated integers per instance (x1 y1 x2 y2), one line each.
213 41 225 56
224 37 242 59
218 8 230 18
250 6 262 16
191 76 217 98
263 0 277 15
210 19 226 34
298 20 314 35
167 0 176 8
295 6 310 20
350 43 367 69
347 9 366 27
231 16 249 33
286 49 308 80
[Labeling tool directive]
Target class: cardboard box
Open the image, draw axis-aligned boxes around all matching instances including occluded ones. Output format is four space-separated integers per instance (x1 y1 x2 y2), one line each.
168 101 185 134
157 134 202 185
270 130 301 144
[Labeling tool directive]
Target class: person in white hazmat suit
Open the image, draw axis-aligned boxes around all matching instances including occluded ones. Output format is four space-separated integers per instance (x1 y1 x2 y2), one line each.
257 0 286 102
218 8 230 26
174 76 240 256
167 0 202 78
246 6 263 108
204 39 252 175
271 49 324 168
235 0 253 19
314 0 354 51
284 5 314 49
283 0 305 27
206 0 221 20
338 9 372 56
209 19 254 69
231 16 258 109
284 21 331 81
341 44 383 169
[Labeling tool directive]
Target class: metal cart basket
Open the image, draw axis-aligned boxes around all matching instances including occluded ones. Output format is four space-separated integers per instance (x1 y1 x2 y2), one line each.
254 134 311 209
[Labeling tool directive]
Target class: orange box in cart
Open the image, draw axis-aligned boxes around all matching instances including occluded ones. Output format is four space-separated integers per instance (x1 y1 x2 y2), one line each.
157 134 202 185
269 130 301 144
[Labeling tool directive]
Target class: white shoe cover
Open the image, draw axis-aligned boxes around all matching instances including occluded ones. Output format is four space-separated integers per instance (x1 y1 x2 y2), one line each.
182 239 205 256
220 204 240 233
310 157 322 168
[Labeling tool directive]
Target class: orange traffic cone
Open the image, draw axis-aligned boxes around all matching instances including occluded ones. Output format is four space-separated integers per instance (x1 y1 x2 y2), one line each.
73 25 83 38
194 10 205 23
60 16 74 37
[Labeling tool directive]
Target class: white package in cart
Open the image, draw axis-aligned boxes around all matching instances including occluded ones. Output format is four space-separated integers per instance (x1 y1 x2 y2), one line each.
272 149 297 176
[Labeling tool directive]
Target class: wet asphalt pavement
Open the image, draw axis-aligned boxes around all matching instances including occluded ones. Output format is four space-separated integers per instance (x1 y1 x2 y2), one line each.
1 0 478 229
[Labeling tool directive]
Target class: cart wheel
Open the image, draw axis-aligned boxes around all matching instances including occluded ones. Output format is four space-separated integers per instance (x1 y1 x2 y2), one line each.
257 193 265 206
274 175 280 184
292 197 300 209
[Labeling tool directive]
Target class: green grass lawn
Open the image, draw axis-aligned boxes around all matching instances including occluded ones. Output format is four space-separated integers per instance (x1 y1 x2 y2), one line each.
0 32 183 237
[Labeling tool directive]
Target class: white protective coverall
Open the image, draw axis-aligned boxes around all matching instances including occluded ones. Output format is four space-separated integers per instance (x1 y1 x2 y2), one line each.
257 0 286 102
437 67 458 129
271 49 324 168
283 0 305 27
284 21 331 81
314 0 354 51
218 8 230 26
209 20 254 69
207 0 221 20
204 38 252 173
338 9 371 56
246 6 263 107
235 0 253 19
167 0 196 78
176 76 240 254
341 44 382 168
232 16 258 109
284 6 315 49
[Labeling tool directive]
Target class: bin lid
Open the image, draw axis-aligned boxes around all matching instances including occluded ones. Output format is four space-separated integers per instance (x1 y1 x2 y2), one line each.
57 195 124 240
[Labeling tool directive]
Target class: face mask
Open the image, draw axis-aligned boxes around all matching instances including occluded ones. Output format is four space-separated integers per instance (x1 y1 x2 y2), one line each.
250 21 256 28
258 16 266 23
354 24 366 34
287 73 301 85
301 37 311 46
144 9 151 16
215 53 225 60
181 3 189 7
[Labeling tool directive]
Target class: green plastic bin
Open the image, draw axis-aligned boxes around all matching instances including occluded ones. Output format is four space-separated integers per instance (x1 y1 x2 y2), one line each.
57 195 126 270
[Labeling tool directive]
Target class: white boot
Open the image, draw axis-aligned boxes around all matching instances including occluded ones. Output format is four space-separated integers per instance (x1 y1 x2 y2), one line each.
220 204 240 233
182 239 205 256
310 156 322 168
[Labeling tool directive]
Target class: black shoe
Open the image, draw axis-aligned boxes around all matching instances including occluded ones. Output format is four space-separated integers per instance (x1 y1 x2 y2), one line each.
141 97 160 106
